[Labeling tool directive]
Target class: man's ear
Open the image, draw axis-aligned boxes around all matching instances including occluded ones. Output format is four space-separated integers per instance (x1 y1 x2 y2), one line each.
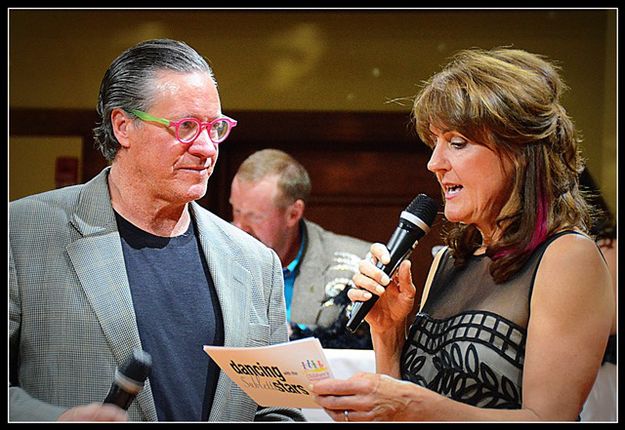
111 108 133 148
286 199 305 228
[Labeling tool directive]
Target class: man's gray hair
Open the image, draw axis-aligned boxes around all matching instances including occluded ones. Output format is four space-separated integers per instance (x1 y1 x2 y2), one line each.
93 39 216 162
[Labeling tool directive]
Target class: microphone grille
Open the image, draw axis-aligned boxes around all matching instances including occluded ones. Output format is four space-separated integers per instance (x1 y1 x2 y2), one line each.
405 194 438 227
120 349 152 383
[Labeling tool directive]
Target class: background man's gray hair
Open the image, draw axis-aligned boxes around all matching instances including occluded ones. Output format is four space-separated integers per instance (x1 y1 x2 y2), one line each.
235 149 312 207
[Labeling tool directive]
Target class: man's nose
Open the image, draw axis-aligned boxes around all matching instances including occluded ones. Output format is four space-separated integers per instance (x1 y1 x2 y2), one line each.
187 128 218 158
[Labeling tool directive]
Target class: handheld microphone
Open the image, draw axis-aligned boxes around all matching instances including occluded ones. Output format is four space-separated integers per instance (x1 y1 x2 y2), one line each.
103 349 152 410
346 194 438 333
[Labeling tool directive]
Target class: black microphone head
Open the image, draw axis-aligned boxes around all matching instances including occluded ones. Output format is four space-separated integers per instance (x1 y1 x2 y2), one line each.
402 194 438 228
120 349 152 384
346 193 438 334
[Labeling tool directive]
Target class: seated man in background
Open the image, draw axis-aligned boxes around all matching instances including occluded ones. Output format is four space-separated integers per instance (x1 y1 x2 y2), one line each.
229 148 372 349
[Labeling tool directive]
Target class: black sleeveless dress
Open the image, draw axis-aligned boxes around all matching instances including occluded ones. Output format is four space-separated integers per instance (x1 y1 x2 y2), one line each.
400 231 578 409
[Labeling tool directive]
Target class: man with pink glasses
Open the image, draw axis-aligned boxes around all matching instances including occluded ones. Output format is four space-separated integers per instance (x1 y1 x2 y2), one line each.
9 39 304 423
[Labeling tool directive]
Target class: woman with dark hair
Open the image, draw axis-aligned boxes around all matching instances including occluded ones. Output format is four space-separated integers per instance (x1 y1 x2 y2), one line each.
311 47 613 421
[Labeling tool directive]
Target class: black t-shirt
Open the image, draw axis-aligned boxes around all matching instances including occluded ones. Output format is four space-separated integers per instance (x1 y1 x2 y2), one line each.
115 211 224 421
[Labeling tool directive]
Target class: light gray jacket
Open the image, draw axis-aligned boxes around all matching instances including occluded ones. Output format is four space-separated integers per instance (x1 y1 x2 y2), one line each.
9 167 304 422
290 219 371 329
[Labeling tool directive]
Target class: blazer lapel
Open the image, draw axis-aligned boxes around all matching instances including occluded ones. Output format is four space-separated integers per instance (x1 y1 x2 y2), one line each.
190 203 252 346
66 168 157 421
191 203 252 420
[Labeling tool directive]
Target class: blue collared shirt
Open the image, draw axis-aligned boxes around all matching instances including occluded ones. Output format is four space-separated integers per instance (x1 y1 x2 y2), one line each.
282 238 305 322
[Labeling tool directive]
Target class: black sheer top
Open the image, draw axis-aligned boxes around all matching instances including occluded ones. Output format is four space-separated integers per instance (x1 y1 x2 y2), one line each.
400 231 579 409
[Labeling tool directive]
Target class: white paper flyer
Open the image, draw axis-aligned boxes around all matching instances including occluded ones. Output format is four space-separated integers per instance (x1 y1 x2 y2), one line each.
203 337 333 408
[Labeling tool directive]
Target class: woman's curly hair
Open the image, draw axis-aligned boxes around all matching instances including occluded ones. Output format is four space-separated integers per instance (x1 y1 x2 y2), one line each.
412 47 593 283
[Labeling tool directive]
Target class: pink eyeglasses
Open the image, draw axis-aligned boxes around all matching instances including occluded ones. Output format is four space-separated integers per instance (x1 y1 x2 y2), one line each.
130 109 237 145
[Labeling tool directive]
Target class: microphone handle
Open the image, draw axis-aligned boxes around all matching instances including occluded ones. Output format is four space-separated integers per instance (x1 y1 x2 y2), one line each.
103 383 136 410
103 368 144 410
345 245 414 333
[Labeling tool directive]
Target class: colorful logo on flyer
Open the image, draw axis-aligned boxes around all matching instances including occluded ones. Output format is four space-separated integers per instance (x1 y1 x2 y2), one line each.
301 358 331 381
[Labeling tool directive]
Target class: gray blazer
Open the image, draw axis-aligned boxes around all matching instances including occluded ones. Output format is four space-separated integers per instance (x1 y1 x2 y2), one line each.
9 168 304 422
290 219 371 329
